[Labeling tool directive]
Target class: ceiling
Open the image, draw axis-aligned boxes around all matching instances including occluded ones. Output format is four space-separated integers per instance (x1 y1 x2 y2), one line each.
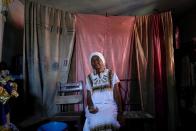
5 0 196 29
28 0 196 17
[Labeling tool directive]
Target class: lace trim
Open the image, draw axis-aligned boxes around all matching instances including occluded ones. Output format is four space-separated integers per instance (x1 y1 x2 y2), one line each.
92 85 112 92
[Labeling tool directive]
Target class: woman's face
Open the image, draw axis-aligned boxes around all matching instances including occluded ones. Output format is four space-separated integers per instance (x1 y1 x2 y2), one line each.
91 55 104 72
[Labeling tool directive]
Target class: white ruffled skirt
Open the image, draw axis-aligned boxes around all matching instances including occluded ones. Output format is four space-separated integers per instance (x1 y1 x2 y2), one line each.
83 103 120 131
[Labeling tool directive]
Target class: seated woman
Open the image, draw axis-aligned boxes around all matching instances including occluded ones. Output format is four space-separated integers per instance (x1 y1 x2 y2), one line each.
83 52 123 131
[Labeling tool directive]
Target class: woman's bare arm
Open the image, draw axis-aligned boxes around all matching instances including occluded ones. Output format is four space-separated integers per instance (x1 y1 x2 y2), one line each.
113 83 123 114
113 82 125 125
87 90 94 107
87 90 98 113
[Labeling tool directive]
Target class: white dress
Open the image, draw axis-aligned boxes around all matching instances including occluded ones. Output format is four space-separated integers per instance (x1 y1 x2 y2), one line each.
83 69 120 131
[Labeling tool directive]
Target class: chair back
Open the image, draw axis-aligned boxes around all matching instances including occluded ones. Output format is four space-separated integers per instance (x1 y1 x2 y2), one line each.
119 79 142 111
55 81 84 112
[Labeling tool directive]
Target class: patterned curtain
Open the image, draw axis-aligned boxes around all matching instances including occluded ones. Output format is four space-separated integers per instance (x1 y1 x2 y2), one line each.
24 1 75 116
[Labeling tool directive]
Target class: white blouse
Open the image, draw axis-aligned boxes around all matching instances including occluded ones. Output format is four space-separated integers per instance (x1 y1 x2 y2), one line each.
86 69 119 104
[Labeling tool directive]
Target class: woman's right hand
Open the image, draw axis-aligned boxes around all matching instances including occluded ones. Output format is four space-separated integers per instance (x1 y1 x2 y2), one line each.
89 106 99 114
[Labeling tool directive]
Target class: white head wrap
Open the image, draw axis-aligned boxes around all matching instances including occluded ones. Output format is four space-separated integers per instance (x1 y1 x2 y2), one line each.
89 52 105 66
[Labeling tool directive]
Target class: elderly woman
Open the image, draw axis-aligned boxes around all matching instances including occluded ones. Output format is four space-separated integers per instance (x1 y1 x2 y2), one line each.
83 52 122 131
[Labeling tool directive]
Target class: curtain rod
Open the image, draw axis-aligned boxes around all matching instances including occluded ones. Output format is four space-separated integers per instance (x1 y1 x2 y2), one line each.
153 8 174 14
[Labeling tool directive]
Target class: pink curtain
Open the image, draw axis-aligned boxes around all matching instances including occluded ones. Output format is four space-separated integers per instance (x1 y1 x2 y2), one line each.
75 14 135 82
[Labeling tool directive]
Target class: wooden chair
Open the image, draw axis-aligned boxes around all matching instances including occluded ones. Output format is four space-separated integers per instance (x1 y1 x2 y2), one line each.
119 79 155 131
119 79 141 111
50 81 85 131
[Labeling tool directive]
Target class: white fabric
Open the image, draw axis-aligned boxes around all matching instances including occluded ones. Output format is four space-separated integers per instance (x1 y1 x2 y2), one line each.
89 52 106 66
83 69 120 131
